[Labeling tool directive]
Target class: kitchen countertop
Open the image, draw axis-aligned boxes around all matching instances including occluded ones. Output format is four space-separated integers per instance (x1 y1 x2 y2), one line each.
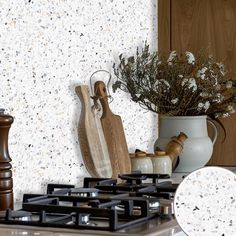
0 202 186 236
8 168 235 236
0 218 186 236
1 168 235 235
171 166 236 183
0 202 185 235
4 167 235 236
2 167 235 235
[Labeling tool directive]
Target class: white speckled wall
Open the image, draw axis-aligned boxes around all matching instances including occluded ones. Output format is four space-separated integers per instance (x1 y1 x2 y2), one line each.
0 0 157 201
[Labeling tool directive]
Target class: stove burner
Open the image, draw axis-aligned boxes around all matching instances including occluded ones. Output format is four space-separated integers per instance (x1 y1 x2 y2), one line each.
78 214 90 225
0 174 177 232
83 178 116 188
0 210 32 221
119 173 170 185
70 188 99 197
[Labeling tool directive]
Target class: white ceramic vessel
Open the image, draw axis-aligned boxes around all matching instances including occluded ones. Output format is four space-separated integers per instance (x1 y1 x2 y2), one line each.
154 116 218 172
152 151 172 175
130 154 153 173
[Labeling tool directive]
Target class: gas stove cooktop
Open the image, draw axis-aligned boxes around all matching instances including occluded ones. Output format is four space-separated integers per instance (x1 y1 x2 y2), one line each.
0 173 181 235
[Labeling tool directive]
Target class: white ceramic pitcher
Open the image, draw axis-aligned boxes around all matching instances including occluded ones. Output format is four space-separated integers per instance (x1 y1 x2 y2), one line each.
154 115 218 172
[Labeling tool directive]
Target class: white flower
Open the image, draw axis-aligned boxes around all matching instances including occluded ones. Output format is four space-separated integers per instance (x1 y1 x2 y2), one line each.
181 78 197 91
178 75 183 78
226 81 233 89
153 80 159 88
200 92 209 98
186 52 195 65
216 62 225 75
181 78 188 86
213 93 224 103
197 67 208 80
215 84 221 91
198 102 204 110
203 101 210 111
189 78 196 83
198 103 204 107
188 78 197 92
217 93 224 102
197 101 210 112
167 51 177 65
227 105 235 114
171 98 179 104
223 112 229 118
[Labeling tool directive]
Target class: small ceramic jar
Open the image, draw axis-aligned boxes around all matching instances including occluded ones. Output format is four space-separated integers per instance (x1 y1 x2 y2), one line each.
130 152 153 173
152 151 172 176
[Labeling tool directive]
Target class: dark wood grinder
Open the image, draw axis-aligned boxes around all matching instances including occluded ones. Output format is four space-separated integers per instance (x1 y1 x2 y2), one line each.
0 110 14 210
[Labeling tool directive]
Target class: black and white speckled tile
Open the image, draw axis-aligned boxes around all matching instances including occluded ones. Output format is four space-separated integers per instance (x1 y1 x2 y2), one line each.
0 0 157 201
174 166 236 236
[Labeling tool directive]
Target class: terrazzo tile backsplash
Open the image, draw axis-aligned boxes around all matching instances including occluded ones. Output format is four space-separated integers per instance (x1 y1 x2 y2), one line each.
0 0 157 201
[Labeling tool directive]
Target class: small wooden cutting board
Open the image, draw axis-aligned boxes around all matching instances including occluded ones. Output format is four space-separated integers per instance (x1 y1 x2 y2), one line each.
94 81 131 178
75 85 112 178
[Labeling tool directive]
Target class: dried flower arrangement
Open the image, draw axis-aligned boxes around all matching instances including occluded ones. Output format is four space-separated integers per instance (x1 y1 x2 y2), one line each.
113 43 236 138
112 44 236 120
112 44 236 138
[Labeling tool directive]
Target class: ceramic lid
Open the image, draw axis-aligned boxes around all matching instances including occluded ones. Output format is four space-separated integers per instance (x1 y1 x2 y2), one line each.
135 152 146 157
154 151 168 157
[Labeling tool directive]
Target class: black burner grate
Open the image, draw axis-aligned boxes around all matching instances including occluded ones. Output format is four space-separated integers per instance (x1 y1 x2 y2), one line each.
0 174 177 231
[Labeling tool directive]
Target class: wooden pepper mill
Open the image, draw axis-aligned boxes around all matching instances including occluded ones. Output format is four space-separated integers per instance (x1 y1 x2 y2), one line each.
0 109 14 210
165 132 188 170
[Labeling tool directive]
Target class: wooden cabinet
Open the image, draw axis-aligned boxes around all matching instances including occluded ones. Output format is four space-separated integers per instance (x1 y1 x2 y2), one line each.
158 0 236 166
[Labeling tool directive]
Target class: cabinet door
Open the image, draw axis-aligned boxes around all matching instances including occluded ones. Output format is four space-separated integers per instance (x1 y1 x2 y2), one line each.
158 0 236 166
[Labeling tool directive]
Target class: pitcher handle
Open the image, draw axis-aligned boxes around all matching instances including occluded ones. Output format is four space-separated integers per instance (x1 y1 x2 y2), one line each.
207 119 218 144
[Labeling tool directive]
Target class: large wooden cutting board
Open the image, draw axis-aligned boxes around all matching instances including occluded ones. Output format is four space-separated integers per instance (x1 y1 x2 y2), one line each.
75 85 112 178
94 81 131 178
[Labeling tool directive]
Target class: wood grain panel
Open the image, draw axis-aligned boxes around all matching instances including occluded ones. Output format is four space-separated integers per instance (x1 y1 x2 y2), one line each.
159 0 236 165
158 0 171 54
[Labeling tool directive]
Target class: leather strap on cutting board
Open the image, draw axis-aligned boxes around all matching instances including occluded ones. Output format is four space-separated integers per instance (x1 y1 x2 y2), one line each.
75 85 112 178
94 81 131 178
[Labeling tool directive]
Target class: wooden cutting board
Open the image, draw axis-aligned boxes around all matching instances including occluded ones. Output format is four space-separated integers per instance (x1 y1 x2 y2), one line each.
75 85 112 178
94 81 131 178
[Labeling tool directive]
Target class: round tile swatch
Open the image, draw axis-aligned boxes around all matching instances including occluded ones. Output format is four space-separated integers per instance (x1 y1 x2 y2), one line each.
174 166 236 236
